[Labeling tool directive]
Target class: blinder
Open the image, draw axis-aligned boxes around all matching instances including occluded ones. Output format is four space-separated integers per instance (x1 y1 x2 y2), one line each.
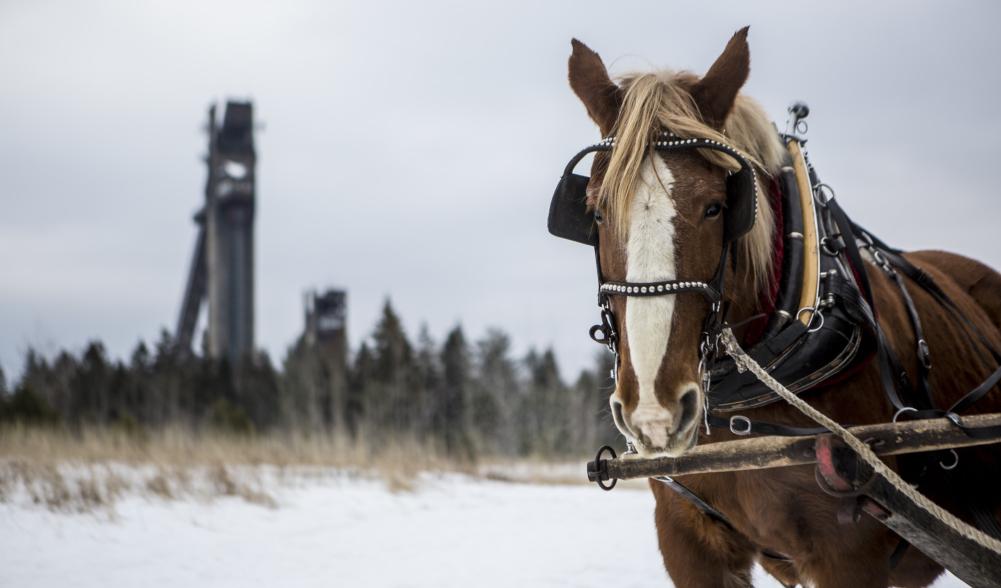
723 165 756 243
547 133 758 246
548 172 596 245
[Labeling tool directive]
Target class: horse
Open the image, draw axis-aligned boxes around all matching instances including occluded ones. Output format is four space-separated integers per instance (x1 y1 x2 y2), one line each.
560 27 1001 587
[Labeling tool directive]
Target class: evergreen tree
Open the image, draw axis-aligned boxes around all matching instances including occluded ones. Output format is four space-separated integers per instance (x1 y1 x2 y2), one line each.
150 329 184 425
280 338 326 431
520 348 569 455
368 300 416 433
347 342 375 436
70 341 112 424
1 382 58 425
128 341 151 423
234 354 280 430
436 326 473 459
2 306 618 458
412 325 441 440
471 329 517 454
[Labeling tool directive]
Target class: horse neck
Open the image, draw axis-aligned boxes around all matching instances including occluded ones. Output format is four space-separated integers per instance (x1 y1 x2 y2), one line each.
723 256 773 339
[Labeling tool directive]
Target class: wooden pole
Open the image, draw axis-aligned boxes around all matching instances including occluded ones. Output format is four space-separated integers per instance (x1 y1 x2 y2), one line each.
598 413 1001 482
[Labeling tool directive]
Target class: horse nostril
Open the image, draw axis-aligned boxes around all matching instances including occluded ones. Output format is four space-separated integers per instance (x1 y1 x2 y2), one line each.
677 387 699 433
610 397 636 438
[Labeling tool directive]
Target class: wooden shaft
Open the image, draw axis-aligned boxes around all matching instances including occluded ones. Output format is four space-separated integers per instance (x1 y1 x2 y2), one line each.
602 413 1001 481
788 139 820 325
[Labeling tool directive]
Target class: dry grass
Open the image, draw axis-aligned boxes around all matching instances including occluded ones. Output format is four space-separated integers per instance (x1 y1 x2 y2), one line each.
0 425 481 513
0 423 457 475
0 425 598 514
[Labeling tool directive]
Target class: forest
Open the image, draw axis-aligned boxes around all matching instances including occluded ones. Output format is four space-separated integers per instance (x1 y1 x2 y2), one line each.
0 300 621 459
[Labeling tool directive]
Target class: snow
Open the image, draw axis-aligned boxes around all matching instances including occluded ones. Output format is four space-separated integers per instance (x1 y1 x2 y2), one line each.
0 470 968 587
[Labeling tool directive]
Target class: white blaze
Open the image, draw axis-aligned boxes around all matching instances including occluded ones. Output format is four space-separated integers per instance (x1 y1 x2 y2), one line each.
624 157 678 447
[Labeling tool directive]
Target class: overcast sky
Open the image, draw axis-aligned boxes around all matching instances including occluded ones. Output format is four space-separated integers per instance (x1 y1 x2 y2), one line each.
2 1 1000 381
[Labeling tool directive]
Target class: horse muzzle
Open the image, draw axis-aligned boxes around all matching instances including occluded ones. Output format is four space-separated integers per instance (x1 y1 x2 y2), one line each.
610 384 701 456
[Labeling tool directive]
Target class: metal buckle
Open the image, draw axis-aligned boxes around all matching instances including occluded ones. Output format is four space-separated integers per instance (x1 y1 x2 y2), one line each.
698 331 720 436
589 305 618 353
729 415 752 436
917 339 932 370
871 248 893 273
623 441 637 456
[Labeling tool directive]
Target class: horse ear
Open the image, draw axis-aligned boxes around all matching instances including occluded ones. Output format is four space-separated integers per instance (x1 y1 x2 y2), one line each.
691 26 751 128
568 39 621 136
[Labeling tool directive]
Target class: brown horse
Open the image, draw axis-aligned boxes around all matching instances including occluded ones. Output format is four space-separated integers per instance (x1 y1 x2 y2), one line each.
565 28 1001 587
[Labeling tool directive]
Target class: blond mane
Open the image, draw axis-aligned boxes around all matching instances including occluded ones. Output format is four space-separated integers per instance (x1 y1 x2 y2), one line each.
598 70 787 295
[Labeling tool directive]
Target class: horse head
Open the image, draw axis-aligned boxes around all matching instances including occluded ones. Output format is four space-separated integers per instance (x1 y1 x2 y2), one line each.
563 28 784 456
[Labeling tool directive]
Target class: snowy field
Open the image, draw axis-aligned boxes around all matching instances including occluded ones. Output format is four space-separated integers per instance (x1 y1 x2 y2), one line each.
0 469 966 587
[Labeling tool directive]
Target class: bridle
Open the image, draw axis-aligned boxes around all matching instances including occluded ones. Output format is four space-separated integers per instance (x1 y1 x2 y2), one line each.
548 132 760 390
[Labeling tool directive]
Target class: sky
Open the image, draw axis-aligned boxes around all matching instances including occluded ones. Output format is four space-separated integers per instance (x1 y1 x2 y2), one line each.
2 0 1000 381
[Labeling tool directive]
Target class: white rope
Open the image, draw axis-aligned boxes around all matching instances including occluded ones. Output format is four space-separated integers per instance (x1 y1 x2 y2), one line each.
719 328 1001 555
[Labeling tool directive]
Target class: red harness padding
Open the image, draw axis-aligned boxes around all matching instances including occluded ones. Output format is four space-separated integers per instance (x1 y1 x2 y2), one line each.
741 177 784 346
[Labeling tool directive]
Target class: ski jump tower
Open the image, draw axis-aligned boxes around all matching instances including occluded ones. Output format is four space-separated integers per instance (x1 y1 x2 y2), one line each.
175 101 256 363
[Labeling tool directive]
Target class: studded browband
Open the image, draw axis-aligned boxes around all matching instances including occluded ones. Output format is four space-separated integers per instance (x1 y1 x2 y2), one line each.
599 280 720 301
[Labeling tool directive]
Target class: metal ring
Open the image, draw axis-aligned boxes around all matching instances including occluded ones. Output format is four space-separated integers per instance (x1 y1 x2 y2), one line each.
593 445 618 491
893 407 918 423
795 119 808 135
808 312 825 333
798 307 825 333
939 449 960 471
814 182 836 207
729 415 752 436
820 237 840 257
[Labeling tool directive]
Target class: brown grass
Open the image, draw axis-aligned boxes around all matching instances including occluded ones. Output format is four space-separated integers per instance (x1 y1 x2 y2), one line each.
0 425 600 514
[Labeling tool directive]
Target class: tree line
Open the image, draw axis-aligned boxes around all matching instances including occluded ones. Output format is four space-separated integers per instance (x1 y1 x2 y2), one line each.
0 301 621 458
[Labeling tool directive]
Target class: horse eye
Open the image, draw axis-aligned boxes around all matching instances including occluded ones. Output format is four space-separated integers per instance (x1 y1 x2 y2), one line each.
704 202 723 218
594 210 604 224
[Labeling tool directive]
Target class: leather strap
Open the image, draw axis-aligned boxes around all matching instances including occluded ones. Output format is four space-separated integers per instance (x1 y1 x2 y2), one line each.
652 475 793 562
707 414 829 437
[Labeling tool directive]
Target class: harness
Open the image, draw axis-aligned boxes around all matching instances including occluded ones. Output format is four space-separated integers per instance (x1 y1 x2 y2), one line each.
550 103 1001 559
549 125 874 438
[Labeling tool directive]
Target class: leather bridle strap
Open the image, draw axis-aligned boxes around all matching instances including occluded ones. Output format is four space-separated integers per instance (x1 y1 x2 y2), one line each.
706 414 830 437
599 279 720 301
854 226 1001 440
653 475 793 562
